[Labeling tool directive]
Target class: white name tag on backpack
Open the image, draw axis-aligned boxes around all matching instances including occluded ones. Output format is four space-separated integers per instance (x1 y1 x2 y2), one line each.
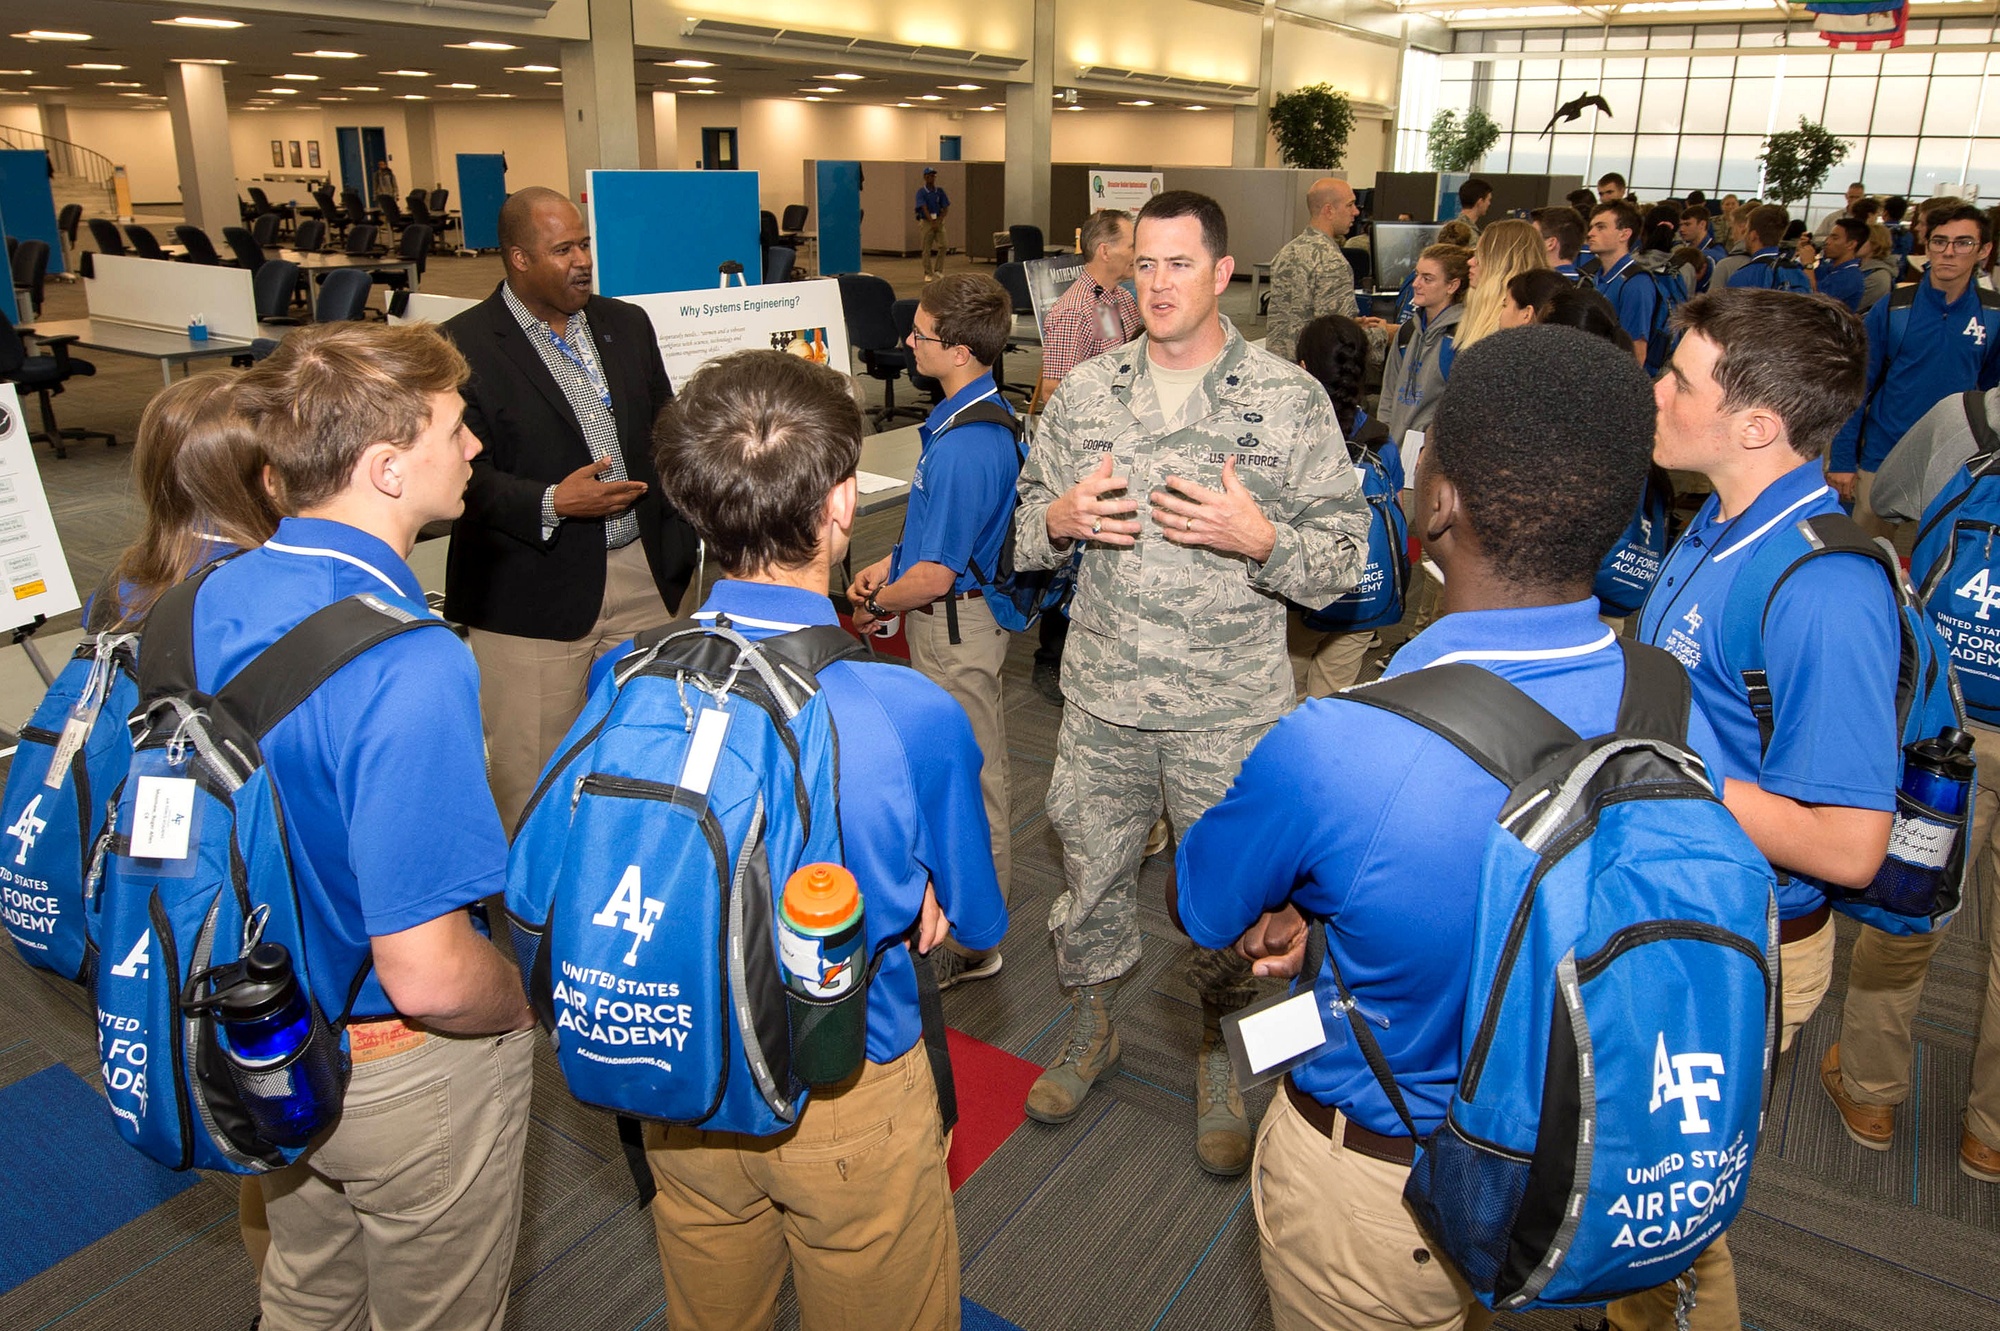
43 715 91 789
129 776 197 861
679 709 732 797
1222 987 1328 1088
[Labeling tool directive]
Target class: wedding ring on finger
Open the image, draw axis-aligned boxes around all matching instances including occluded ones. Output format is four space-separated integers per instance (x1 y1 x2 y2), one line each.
1091 517 1103 535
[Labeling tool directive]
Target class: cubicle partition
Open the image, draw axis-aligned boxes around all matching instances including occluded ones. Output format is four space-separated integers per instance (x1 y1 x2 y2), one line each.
589 169 761 297
1160 168 1331 274
0 150 65 277
1374 172 1583 224
87 254 256 339
802 161 1004 259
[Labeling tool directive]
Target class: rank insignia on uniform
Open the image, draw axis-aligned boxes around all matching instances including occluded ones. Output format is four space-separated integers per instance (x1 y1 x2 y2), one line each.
1237 434 1259 448
1243 412 1263 423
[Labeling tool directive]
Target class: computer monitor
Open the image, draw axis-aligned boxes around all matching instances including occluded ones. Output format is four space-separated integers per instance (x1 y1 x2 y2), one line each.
1370 222 1442 295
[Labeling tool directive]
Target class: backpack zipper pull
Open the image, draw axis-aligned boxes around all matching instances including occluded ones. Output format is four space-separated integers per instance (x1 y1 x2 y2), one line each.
1329 992 1391 1030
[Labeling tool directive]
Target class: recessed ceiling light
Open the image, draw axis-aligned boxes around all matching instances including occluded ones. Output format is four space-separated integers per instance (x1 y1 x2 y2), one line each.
68 63 126 71
25 85 68 90
260 88 299 95
1185 104 1208 111
1119 100 1154 106
823 73 864 81
157 16 246 29
381 69 431 77
275 73 320 81
975 105 998 112
439 82 477 89
1062 104 1085 111
668 59 715 68
895 102 913 108
0 70 32 76
295 50 360 59
99 81 142 87
318 96 349 101
916 94 943 101
117 91 156 98
400 93 427 100
804 86 839 93
448 41 517 51
672 76 716 85
340 85 380 92
944 83 983 91
13 32 92 42
477 92 512 98
173 58 230 65
801 95 823 102
687 88 718 95
544 81 562 86
506 65 558 73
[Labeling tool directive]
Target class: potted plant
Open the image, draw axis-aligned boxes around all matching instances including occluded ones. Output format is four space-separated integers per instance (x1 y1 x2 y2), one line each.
1427 108 1502 173
1758 118 1853 209
1269 83 1357 171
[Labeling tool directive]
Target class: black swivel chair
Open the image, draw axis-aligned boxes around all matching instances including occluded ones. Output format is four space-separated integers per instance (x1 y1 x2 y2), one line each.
87 218 127 257
759 210 782 254
764 246 795 285
311 187 345 243
991 261 1036 403
780 204 809 248
247 187 293 234
371 225 430 298
1009 225 1046 263
835 273 926 429
424 188 458 246
250 212 283 248
890 299 945 406
254 259 305 325
175 225 224 266
340 189 372 233
343 224 383 256
430 188 449 212
56 204 81 259
0 319 112 457
378 196 411 240
293 218 327 253
222 227 267 274
125 225 170 261
316 268 373 323
1343 245 1373 293
11 239 48 318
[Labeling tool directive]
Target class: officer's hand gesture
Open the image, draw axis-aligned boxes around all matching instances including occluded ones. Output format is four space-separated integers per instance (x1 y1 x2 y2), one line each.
1152 457 1278 563
553 457 648 518
1047 455 1142 547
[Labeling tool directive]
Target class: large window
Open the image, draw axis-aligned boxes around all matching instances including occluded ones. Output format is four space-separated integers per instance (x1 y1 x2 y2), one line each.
1418 17 2000 221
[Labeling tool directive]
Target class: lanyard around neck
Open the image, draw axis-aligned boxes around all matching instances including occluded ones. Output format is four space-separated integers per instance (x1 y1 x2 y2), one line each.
546 322 612 411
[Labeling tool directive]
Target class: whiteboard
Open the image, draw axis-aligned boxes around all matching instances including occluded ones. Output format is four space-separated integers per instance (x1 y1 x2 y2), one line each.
0 386 80 632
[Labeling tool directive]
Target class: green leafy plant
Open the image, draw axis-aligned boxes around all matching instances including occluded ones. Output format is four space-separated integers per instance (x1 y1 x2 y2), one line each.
1427 107 1502 173
1268 83 1356 171
1758 118 1852 208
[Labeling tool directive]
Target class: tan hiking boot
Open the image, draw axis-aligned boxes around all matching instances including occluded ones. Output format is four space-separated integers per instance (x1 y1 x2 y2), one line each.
1025 980 1121 1124
1196 999 1252 1176
1819 1043 1894 1151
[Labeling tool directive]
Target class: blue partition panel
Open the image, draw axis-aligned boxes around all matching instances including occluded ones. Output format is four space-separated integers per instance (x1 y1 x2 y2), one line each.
588 170 760 297
816 160 862 277
0 149 62 277
456 153 508 251
0 190 17 323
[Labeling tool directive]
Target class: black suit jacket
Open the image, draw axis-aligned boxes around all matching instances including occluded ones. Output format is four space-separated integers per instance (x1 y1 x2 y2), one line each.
442 285 697 640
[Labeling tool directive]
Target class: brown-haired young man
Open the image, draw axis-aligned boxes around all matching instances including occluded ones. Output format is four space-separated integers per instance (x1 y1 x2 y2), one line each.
848 271 1021 984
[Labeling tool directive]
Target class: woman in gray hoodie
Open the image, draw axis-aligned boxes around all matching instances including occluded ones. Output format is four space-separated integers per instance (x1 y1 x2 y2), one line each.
1381 243 1470 446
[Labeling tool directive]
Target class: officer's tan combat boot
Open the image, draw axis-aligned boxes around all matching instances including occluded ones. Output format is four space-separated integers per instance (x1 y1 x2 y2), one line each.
1024 980 1120 1124
1195 998 1252 1176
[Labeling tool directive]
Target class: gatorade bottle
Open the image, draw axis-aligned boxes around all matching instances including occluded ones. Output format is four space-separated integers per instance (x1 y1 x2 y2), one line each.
188 942 347 1147
778 863 869 1085
1868 727 1977 916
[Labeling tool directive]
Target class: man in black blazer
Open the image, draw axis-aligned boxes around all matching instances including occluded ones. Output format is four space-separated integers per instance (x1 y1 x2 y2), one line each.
442 187 697 830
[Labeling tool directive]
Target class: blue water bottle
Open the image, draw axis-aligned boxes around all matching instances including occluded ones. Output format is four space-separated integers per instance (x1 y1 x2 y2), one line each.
1867 728 1977 916
192 942 347 1147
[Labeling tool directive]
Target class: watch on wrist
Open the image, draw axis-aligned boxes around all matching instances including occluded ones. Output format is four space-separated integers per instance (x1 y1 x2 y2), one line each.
864 595 889 619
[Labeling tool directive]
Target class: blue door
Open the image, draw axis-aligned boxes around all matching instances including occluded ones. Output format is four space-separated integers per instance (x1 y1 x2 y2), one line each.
337 128 363 195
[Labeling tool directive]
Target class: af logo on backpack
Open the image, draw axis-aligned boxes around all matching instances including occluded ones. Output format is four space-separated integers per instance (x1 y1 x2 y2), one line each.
1916 391 2000 724
1301 418 1407 633
1327 642 1777 1312
0 607 139 982
92 568 449 1173
507 618 869 1135
1595 471 1674 619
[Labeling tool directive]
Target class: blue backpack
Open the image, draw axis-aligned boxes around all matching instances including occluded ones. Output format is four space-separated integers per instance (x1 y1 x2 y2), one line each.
0 602 139 983
952 401 1077 635
1722 512 1966 936
507 618 954 1137
1302 420 1407 633
1595 471 1673 619
1915 391 2000 726
94 568 449 1173
1329 642 1778 1314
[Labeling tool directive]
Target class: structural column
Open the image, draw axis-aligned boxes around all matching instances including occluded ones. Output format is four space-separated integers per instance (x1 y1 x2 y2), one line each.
561 0 643 205
165 61 236 234
1232 0 1277 168
403 100 438 196
1004 0 1054 233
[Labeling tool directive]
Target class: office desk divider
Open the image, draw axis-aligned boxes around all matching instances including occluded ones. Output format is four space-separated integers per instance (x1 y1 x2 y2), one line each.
0 151 64 277
588 170 761 299
84 256 257 341
386 292 478 326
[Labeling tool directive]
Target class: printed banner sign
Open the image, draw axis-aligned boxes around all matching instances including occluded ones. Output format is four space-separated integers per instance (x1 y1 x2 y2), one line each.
0 386 79 633
1088 170 1164 213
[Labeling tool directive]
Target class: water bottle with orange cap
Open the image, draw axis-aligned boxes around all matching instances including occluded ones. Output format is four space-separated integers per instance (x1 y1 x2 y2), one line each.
778 862 870 1085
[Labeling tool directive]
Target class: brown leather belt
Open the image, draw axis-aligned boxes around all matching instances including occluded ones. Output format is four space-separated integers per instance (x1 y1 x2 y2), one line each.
1285 1075 1415 1166
911 588 983 615
1779 901 1831 945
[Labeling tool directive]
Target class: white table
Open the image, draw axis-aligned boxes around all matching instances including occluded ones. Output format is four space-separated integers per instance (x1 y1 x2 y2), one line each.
25 317 252 387
856 423 921 517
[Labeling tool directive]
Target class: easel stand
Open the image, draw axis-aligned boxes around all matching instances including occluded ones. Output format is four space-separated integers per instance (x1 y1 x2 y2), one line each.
0 615 55 751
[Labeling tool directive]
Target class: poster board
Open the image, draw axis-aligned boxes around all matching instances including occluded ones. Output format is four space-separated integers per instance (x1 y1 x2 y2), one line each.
1024 254 1089 337
815 161 862 277
1087 170 1163 213
619 278 850 389
0 150 63 276
0 386 80 631
590 170 761 298
456 153 507 251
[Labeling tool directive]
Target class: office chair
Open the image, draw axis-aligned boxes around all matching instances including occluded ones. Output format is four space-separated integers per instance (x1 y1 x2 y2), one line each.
430 188 449 212
343 224 383 256
247 187 294 233
340 189 371 232
1343 245 1373 292
406 194 450 252
175 225 224 266
250 212 283 248
891 299 944 405
292 218 327 253
254 259 305 325
57 204 81 251
311 187 345 243
378 196 410 240
124 225 170 262
0 319 112 458
87 218 127 257
222 227 267 274
316 268 373 323
991 261 1037 403
371 225 430 296
764 246 796 285
835 273 926 429
11 240 48 318
780 204 809 248
1009 225 1046 263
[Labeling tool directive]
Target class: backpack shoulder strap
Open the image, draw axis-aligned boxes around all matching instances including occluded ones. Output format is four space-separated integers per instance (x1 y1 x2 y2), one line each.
1612 640 1693 745
1342 663 1580 788
759 624 869 680
1888 283 1919 312
940 399 1022 439
135 559 235 701
1396 318 1418 349
1980 287 2000 311
1963 390 2000 462
215 593 452 740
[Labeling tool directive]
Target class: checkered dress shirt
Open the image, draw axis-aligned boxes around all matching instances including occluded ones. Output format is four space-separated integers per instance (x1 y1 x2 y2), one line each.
504 284 639 549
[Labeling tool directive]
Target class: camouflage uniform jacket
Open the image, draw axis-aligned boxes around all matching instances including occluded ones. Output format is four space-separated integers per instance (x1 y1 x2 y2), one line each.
1264 226 1359 362
1015 318 1369 730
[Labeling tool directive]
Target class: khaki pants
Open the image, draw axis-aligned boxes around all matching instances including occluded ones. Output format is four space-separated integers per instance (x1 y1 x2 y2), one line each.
919 218 947 279
468 541 670 833
1253 1091 1476 1331
1852 468 1916 556
240 1177 269 1273
1780 915 1837 1054
258 1028 537 1331
644 1044 958 1331
1839 724 2000 1147
1286 612 1375 701
905 594 1012 917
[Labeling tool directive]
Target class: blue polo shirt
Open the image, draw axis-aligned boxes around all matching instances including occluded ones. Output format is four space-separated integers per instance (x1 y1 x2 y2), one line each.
889 375 1020 595
1830 274 2000 474
1815 258 1866 311
915 183 949 218
1595 253 1657 348
591 580 1007 1063
1725 249 1810 294
1700 235 1728 271
1555 262 1584 283
1176 600 1722 1137
190 517 509 1020
1637 462 1900 919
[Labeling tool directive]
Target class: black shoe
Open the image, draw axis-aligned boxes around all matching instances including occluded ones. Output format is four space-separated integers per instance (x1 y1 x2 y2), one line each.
1032 660 1064 705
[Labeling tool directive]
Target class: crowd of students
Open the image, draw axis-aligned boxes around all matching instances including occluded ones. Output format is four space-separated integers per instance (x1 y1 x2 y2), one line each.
24 180 2000 1331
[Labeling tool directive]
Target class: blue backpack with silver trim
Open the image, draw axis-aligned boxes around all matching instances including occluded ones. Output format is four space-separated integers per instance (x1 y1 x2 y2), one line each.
1302 419 1407 633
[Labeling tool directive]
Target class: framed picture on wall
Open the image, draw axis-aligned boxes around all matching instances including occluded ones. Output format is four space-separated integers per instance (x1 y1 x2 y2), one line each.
307 140 320 169
289 141 302 169
270 140 284 168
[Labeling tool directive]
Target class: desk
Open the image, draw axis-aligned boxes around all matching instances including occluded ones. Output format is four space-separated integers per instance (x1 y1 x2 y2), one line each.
25 318 252 387
279 249 419 291
856 423 921 517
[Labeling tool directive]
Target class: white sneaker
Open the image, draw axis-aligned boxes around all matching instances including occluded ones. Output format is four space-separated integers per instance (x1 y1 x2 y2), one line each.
932 949 1003 991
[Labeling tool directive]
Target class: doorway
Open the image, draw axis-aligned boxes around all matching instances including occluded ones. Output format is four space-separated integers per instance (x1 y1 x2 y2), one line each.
701 128 738 171
336 127 389 196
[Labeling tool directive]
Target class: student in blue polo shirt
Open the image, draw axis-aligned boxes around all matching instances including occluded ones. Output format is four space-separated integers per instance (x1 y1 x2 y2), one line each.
611 349 1005 1331
1586 200 1654 364
1723 204 1812 295
1678 204 1728 275
848 272 1019 985
221 323 539 1331
1533 204 1588 282
1797 217 1869 311
1175 325 1677 1331
1624 288 1895 1331
1829 204 2000 539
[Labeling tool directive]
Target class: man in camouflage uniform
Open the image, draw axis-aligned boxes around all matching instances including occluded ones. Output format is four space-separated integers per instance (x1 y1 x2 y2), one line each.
1264 177 1365 362
1013 190 1369 1175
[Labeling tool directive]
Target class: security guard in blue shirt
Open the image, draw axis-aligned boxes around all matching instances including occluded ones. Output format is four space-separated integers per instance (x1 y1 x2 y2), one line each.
604 349 1006 1331
1586 201 1656 364
220 323 538 1331
1175 325 1680 1331
849 273 1020 982
1626 288 1897 1331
